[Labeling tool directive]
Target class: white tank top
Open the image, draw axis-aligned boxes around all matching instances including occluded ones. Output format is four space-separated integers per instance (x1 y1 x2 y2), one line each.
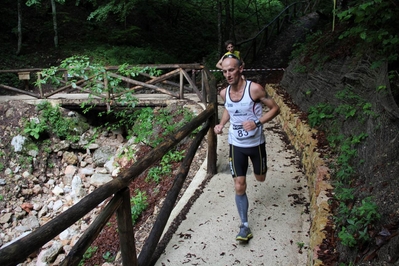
225 80 265 147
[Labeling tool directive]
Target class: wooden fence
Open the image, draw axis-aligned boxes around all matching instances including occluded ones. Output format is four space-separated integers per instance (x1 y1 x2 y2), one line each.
0 66 219 266
0 63 209 107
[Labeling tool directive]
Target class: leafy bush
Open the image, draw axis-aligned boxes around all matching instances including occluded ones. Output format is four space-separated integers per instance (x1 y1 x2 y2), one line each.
130 189 148 224
337 0 399 64
336 197 380 247
146 149 185 183
307 103 335 127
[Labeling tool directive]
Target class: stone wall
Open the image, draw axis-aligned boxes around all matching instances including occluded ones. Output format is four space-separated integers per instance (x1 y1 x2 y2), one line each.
266 84 333 266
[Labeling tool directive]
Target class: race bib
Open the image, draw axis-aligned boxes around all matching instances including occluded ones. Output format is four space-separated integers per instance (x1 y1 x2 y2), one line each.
232 124 256 139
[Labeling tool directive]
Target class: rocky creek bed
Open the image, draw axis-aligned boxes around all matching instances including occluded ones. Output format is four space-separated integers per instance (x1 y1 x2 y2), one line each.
0 99 207 265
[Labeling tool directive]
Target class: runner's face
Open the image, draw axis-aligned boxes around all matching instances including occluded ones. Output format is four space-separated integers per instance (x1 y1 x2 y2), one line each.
221 58 242 85
226 44 234 53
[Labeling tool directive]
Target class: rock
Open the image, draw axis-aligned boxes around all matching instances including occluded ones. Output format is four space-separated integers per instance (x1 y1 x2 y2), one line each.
52 200 63 211
59 228 76 241
71 175 86 203
52 186 64 196
92 146 117 167
0 212 12 224
53 141 70 153
104 156 115 174
36 241 63 265
90 173 112 187
64 165 77 179
79 166 95 176
62 151 78 165
11 135 26 152
21 202 34 212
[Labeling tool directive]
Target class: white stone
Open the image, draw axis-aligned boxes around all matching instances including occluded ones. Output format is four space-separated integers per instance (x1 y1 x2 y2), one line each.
52 200 63 211
52 186 64 196
11 135 26 152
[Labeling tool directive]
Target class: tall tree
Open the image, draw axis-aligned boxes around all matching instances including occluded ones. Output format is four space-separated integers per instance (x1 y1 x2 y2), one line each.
17 0 22 55
50 0 58 48
25 0 65 48
217 0 223 55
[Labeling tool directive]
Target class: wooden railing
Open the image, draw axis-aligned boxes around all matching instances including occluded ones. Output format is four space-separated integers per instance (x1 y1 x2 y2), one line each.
0 63 209 106
238 1 308 64
0 67 219 266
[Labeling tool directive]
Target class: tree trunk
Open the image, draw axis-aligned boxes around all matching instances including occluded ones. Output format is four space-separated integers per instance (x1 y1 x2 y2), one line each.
16 0 22 55
51 0 58 48
225 0 230 41
217 0 223 55
230 0 235 42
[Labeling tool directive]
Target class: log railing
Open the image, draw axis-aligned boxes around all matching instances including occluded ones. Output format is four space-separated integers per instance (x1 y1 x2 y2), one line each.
0 66 219 266
0 63 208 104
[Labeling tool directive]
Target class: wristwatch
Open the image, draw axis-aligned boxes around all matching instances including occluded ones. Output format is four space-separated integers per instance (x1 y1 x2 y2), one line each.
254 119 262 128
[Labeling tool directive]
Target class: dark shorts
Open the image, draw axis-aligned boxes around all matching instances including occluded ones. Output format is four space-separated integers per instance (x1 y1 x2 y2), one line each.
229 143 267 177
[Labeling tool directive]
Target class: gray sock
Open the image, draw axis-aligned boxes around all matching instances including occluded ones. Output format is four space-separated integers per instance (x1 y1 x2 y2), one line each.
235 193 249 226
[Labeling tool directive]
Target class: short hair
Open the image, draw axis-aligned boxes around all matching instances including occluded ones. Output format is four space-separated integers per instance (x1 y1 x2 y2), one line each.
222 53 242 66
224 40 235 48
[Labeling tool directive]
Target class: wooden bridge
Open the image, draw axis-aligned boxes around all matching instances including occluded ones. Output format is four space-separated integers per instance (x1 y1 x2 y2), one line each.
0 63 211 108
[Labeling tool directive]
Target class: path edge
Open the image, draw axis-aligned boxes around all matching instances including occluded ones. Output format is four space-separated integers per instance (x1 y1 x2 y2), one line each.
267 84 334 266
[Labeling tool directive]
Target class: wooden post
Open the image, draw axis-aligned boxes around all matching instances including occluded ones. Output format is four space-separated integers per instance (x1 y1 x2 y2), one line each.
104 72 110 112
180 68 202 101
179 68 184 99
117 188 138 266
63 70 68 83
204 67 218 175
191 69 195 92
36 72 43 98
202 69 207 105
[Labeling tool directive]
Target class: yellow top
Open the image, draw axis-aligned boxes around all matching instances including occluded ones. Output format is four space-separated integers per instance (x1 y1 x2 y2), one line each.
224 50 241 59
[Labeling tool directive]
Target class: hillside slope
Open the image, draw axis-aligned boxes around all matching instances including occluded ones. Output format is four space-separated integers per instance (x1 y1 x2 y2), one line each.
277 14 399 266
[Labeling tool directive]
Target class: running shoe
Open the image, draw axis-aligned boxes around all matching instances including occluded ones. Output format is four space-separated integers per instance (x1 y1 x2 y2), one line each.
236 224 253 241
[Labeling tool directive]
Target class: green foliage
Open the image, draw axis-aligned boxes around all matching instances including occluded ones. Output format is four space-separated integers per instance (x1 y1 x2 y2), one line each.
308 87 376 129
147 166 164 184
331 133 380 248
102 251 116 262
307 87 379 250
22 101 87 142
336 197 380 247
87 0 136 23
33 101 84 142
332 133 367 182
337 0 399 63
335 87 376 120
79 246 98 266
129 106 197 147
146 149 185 183
0 194 3 201
307 103 335 127
39 55 162 111
130 107 155 145
23 117 48 139
130 189 148 224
